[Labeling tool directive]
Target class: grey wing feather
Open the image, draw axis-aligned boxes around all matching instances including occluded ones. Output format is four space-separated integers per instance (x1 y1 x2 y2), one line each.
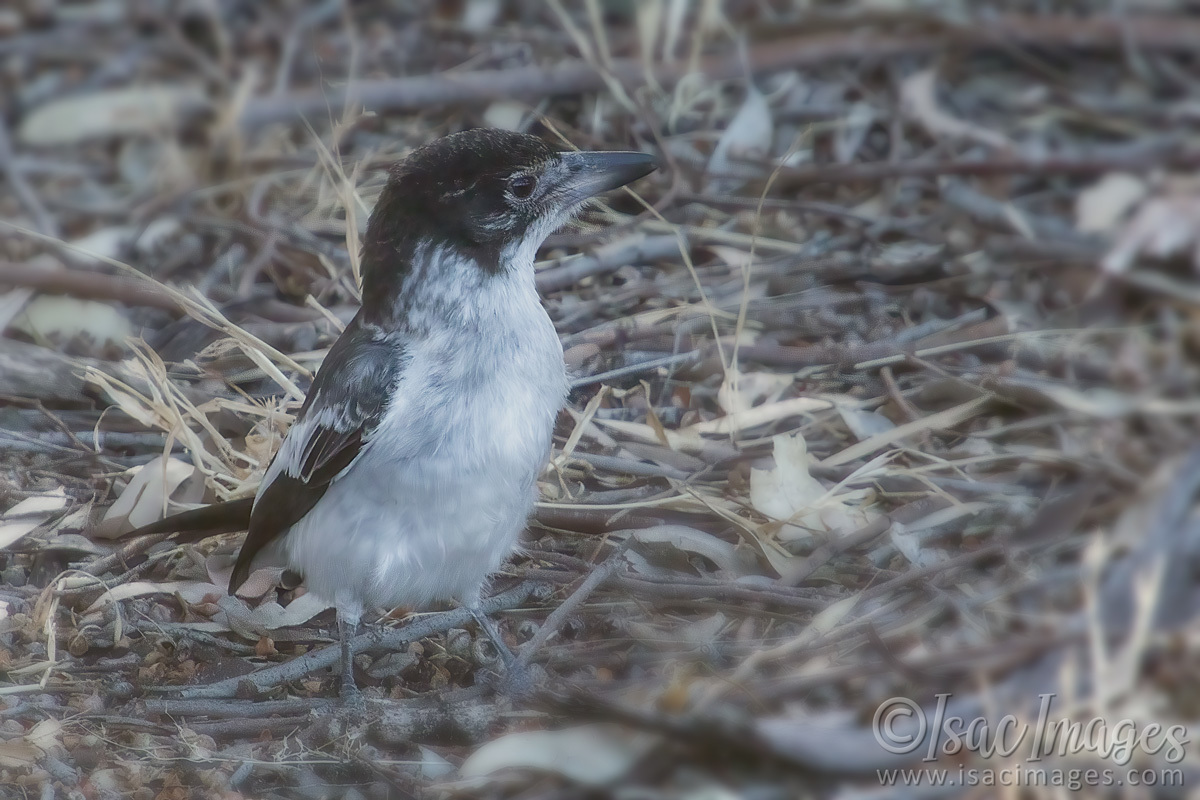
228 316 404 593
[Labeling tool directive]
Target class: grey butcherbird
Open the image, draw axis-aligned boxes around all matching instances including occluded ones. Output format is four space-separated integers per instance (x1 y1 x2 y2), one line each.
115 129 657 703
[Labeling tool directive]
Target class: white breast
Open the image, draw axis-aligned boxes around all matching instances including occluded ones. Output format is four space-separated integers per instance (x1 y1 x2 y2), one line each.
282 249 567 622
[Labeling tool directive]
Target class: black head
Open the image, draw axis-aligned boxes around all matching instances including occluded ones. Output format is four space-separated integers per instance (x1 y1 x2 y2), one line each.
359 129 657 317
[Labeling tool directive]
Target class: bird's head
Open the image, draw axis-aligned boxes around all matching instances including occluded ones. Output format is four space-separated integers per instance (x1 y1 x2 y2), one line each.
361 129 657 300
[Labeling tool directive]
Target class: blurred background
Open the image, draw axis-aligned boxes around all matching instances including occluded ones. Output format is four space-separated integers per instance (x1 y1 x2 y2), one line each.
3 0 1200 797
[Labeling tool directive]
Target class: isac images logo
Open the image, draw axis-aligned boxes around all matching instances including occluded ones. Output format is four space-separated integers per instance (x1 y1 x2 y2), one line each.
872 693 1189 791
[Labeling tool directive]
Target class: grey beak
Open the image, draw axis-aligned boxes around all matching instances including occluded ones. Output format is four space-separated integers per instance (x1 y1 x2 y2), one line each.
558 150 659 201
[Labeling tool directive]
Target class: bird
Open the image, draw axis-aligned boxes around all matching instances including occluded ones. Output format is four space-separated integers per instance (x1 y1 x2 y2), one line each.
111 129 658 703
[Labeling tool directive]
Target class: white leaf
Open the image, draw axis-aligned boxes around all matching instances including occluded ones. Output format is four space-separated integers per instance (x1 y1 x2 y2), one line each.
837 406 896 441
835 101 876 164
25 719 62 753
1101 194 1200 274
482 101 526 131
615 525 755 576
215 591 332 636
18 86 208 146
1076 173 1147 233
418 746 455 779
96 456 196 538
460 724 655 785
750 432 876 541
889 503 987 569
706 86 773 192
900 69 1010 150
0 489 68 550
750 432 827 534
84 580 222 614
69 226 136 264
14 296 133 345
717 368 793 416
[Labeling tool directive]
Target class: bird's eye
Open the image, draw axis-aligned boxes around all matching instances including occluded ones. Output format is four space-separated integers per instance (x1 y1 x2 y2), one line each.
508 175 537 200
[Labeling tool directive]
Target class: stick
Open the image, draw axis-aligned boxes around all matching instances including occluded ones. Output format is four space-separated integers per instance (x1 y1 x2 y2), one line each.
234 15 1200 129
172 581 542 699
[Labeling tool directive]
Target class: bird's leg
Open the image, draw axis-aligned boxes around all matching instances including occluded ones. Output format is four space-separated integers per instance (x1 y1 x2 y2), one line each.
335 608 365 712
466 603 538 697
468 605 515 667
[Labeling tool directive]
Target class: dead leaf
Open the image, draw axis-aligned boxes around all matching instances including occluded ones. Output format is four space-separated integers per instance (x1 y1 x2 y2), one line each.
18 85 208 145
95 456 197 538
25 718 61 753
890 503 988 568
836 405 896 441
1076 173 1148 233
460 724 655 785
900 68 1011 150
1101 193 1200 274
215 591 331 637
482 101 526 131
0 489 68 550
717 368 793 416
84 581 222 614
613 525 758 577
0 740 39 768
13 295 134 345
706 85 773 192
750 432 876 545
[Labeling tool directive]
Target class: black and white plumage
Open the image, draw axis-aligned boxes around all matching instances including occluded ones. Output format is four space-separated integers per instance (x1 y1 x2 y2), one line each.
223 129 656 698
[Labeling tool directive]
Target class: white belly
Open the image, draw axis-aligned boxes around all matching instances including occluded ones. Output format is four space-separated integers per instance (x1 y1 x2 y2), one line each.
281 291 566 622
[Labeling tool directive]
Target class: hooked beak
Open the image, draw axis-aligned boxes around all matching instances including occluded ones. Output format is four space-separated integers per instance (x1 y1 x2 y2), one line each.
557 150 659 203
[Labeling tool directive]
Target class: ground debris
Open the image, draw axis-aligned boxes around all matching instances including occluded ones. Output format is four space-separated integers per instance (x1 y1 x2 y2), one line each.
2 1 1199 797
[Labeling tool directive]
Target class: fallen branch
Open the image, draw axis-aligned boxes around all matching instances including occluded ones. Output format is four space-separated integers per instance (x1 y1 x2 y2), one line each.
235 15 1200 128
172 581 545 699
0 261 184 314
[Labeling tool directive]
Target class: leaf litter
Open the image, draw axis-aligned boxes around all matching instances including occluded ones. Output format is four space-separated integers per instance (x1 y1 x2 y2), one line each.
1 2 1200 797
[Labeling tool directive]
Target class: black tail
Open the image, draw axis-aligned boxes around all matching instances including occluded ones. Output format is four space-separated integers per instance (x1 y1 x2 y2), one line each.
116 498 254 542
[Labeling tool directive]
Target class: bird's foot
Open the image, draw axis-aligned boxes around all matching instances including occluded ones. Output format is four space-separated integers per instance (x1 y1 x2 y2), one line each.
467 608 544 699
339 677 368 721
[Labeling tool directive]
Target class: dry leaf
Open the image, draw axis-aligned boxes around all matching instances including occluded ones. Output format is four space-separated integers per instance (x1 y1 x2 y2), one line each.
95 456 197 538
0 489 68 550
482 101 527 131
900 68 1011 150
1075 173 1148 233
1101 193 1200 274
613 525 758 577
84 580 222 614
0 740 40 769
460 724 655 785
717 368 793 416
25 718 61 753
706 85 773 192
836 405 896 441
13 296 134 345
890 503 989 568
18 85 208 145
215 591 331 636
750 432 876 543
835 101 876 164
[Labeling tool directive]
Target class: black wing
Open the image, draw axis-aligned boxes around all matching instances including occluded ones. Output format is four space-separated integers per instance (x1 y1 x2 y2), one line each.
228 315 403 593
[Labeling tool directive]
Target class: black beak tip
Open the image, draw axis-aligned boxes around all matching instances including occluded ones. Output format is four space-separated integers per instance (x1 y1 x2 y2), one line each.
562 149 660 196
612 152 659 184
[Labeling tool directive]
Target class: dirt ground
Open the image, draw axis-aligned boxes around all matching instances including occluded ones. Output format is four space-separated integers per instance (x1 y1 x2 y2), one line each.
2 1 1200 798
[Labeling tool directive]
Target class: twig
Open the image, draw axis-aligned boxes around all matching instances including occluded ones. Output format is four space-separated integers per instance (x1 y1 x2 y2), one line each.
233 15 1200 128
515 544 628 668
0 124 57 238
0 261 185 314
570 351 703 389
172 581 543 699
537 234 683 293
